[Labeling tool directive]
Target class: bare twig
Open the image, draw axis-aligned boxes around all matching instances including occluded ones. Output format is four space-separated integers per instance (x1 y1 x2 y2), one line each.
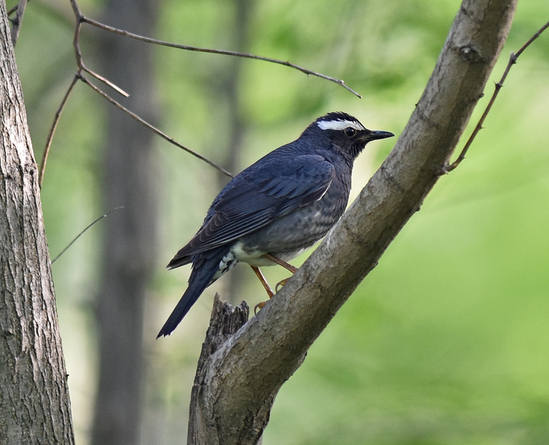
68 0 127 97
82 65 129 97
7 4 18 16
40 0 362 185
51 206 124 264
69 0 83 66
79 74 234 177
38 74 78 187
445 20 549 172
9 0 28 46
40 0 230 184
81 16 362 98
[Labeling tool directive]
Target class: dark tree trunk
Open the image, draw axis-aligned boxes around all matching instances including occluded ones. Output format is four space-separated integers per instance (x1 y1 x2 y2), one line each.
218 0 252 179
187 0 517 443
0 2 74 444
90 1 158 444
216 0 253 300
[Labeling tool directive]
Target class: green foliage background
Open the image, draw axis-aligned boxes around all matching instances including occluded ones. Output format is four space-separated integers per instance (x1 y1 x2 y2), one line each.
12 0 549 443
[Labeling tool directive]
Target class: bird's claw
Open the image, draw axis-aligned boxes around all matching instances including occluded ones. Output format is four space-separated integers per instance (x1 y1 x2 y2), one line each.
254 301 267 315
275 277 290 293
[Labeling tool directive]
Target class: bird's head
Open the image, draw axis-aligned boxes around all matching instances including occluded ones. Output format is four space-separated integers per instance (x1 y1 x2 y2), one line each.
305 112 394 160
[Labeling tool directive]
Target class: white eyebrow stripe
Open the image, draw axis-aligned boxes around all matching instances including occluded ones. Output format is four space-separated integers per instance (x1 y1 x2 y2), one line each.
317 119 365 131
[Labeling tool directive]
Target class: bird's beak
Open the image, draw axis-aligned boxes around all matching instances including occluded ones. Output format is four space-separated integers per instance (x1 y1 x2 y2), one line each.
365 130 394 141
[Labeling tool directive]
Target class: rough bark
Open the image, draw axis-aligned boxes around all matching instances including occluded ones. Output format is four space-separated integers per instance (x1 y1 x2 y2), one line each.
188 296 249 445
90 1 158 444
188 0 517 443
0 2 74 444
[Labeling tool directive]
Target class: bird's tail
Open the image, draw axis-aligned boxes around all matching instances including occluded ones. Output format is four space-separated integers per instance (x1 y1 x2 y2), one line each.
157 247 230 338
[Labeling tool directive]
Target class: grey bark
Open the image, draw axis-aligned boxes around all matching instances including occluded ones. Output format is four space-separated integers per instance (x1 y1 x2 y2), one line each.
188 295 250 445
188 0 517 443
0 2 74 444
90 1 158 444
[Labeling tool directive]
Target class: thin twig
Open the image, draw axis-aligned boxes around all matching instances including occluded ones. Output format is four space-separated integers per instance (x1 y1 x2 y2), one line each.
38 74 79 187
10 0 28 46
68 0 127 97
82 65 129 97
40 0 362 185
51 206 124 264
7 4 18 16
78 74 234 178
445 20 549 172
81 15 362 98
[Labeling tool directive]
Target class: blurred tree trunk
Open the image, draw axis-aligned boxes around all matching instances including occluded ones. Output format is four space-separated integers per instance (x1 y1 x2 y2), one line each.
187 0 517 443
216 0 253 299
91 1 158 444
0 3 74 444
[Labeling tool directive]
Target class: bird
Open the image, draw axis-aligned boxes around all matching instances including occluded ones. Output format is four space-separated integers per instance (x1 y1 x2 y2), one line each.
158 112 394 337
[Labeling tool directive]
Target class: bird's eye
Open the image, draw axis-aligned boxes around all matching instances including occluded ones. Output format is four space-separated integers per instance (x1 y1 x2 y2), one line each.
344 127 356 137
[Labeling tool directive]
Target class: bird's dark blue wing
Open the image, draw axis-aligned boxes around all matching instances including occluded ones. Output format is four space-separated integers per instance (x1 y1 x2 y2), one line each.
168 154 334 267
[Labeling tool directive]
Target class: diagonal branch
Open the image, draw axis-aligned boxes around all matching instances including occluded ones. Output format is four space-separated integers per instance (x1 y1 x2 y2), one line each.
38 73 78 187
40 0 361 185
81 15 362 98
51 206 124 264
81 65 129 97
9 0 28 46
7 4 18 15
188 0 518 443
78 74 234 177
38 0 232 185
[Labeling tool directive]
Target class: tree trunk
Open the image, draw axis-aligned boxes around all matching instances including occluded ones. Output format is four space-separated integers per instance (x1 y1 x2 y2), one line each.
187 0 517 443
188 296 250 445
216 0 253 300
0 2 74 444
90 1 158 444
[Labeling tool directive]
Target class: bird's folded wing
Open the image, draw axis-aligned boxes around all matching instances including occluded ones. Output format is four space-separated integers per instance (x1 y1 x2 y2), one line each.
169 154 335 264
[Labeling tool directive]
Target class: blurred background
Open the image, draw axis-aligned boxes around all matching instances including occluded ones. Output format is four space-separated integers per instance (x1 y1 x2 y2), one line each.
11 0 549 443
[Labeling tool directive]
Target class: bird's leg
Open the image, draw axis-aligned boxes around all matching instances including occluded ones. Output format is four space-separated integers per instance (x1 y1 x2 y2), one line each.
263 253 298 292
251 265 274 297
251 265 274 314
263 253 298 273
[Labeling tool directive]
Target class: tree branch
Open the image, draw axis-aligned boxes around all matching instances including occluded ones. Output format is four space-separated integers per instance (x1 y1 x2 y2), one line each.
38 74 78 187
188 0 517 443
189 296 250 445
78 74 234 177
51 206 124 264
9 0 28 46
39 0 362 184
446 20 549 172
81 15 362 98
39 0 233 184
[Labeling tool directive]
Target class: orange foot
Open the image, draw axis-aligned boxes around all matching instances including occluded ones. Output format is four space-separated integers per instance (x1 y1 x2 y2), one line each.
275 277 291 293
254 300 267 315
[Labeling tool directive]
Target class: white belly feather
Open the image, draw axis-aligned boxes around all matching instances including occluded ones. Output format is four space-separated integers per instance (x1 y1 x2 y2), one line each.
230 240 303 267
